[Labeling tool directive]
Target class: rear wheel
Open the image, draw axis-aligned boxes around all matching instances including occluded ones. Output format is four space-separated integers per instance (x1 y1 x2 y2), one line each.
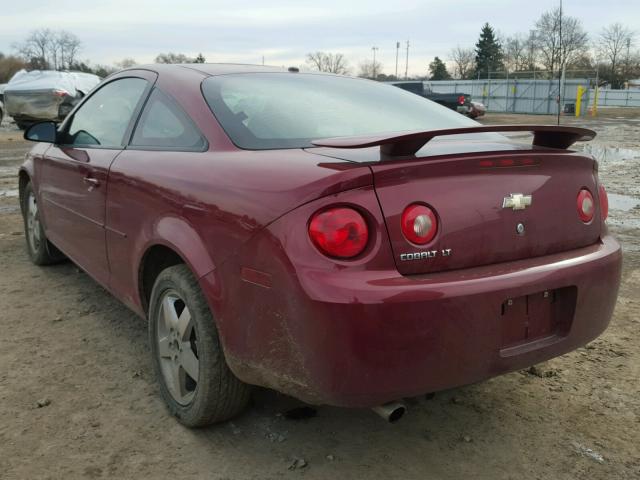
22 182 65 265
149 264 251 427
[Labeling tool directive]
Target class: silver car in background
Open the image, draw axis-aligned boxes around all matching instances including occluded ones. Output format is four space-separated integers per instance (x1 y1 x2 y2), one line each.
4 70 100 129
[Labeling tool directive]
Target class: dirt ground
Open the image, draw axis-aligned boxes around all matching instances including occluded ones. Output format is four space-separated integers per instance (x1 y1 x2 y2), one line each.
0 110 638 480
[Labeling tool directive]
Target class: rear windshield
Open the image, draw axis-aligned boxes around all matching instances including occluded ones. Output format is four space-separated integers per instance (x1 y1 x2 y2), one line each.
201 73 477 150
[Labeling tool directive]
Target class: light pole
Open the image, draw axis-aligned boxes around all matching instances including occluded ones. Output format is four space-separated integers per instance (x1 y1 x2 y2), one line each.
372 46 379 79
405 40 410 80
395 42 400 79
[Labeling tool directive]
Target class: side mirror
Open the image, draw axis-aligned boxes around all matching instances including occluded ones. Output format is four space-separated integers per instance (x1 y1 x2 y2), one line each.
24 121 58 143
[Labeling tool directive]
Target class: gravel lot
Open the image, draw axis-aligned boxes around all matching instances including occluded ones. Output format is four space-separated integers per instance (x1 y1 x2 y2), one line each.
0 111 638 479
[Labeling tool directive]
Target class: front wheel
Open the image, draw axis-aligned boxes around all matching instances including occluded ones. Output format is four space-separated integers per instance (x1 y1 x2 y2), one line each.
149 264 251 427
22 182 65 265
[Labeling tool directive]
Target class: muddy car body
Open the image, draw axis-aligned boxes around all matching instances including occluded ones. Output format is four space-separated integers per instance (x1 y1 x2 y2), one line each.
19 64 622 426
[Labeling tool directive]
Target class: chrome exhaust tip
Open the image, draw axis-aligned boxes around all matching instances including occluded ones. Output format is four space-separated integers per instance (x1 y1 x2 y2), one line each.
372 401 407 423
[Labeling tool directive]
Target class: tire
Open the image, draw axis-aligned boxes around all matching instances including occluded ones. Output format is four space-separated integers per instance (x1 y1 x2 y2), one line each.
22 182 65 265
149 264 251 427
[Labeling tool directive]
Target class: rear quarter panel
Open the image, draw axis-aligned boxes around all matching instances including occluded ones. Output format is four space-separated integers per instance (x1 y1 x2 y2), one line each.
105 148 371 315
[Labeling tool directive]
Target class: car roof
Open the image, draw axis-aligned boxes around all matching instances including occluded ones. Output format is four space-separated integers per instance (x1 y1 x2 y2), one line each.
134 63 293 77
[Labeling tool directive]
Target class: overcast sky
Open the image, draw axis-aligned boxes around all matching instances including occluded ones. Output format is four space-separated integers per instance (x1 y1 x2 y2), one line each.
1 0 639 76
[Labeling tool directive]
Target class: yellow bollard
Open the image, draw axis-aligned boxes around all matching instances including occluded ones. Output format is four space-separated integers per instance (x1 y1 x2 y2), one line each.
575 85 584 117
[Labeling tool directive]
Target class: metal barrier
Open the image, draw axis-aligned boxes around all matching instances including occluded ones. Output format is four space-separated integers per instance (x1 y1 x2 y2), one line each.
428 78 640 114
427 79 590 114
588 89 640 108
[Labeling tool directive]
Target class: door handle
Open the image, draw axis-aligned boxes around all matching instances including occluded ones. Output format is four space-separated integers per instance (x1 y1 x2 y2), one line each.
83 176 100 187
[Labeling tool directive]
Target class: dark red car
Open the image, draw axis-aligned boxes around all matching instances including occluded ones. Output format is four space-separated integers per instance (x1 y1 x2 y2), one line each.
19 64 621 427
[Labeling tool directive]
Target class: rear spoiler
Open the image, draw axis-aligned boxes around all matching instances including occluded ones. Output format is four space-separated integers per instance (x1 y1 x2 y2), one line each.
312 125 596 157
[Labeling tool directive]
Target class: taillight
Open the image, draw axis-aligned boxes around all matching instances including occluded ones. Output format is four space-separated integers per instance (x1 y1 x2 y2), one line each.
401 204 438 244
53 89 69 97
309 207 369 258
598 184 609 221
577 189 595 223
457 95 465 105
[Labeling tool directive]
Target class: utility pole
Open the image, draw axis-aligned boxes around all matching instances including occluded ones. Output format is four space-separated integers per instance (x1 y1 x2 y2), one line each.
625 37 631 87
557 0 562 125
372 46 379 79
395 41 400 79
405 40 410 80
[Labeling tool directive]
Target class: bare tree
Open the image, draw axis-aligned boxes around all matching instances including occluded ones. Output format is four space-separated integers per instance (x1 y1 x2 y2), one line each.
504 34 529 72
535 7 588 74
13 28 82 70
305 52 350 74
557 10 588 68
523 30 539 71
449 46 475 79
155 52 196 64
598 23 636 88
13 28 53 69
55 31 81 70
357 60 383 80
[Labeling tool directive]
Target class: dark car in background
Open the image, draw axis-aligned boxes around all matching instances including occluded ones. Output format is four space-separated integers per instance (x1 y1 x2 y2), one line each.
390 80 472 115
4 70 100 129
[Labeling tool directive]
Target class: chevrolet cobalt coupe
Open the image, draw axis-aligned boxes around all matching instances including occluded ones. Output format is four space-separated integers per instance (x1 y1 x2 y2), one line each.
20 64 621 426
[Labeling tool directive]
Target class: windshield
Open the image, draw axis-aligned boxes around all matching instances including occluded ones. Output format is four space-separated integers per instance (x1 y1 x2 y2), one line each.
202 73 478 150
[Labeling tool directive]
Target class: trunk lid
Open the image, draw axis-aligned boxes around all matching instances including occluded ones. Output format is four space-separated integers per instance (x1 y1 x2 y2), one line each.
309 134 602 275
370 150 601 275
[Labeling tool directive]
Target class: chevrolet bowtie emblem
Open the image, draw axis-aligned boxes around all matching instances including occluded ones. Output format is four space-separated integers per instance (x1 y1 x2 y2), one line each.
502 193 532 210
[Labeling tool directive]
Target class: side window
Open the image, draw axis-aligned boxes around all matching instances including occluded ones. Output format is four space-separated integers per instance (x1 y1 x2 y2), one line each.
130 88 206 151
64 77 148 148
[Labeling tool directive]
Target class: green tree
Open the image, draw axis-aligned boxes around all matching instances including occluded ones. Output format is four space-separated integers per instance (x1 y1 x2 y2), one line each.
474 23 504 78
428 56 452 80
194 53 206 63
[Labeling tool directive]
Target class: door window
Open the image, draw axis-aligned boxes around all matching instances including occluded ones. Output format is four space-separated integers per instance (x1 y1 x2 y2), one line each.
64 77 148 148
130 88 206 151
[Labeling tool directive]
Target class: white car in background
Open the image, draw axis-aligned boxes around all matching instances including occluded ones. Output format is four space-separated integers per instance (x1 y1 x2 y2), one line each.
4 70 100 129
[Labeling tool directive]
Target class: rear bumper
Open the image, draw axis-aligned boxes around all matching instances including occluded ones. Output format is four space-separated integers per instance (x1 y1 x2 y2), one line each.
209 235 622 407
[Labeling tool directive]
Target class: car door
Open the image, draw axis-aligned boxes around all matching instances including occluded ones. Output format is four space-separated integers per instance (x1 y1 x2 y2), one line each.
105 86 208 309
37 74 155 286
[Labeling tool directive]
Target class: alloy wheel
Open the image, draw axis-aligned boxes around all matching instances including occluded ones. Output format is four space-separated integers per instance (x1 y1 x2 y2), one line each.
26 192 42 253
156 290 200 405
